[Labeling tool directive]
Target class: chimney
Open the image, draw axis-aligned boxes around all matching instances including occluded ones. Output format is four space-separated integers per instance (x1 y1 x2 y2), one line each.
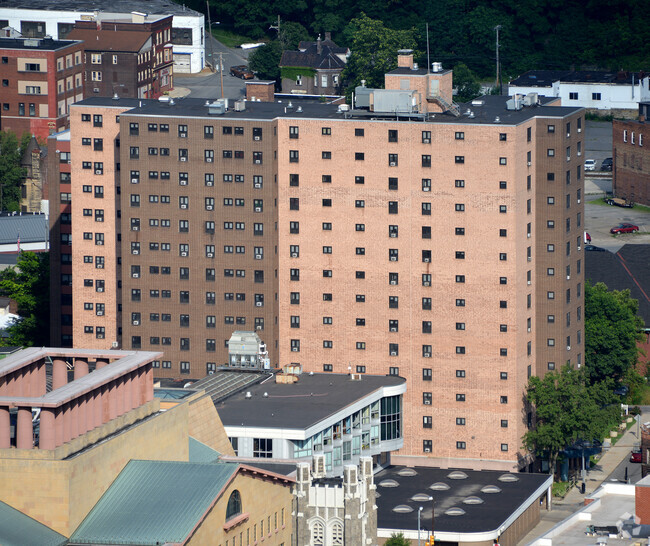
397 49 414 69
325 31 331 41
317 34 322 54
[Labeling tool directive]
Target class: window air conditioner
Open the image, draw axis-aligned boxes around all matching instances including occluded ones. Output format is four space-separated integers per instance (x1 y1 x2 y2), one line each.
527 233 531 238
97 311 104 316
206 205 213 210
423 138 431 144
424 258 430 263
527 162 531 166
390 280 397 285
390 351 397 356
291 253 298 258
255 159 261 164
133 249 139 255
180 157 187 161
423 187 430 192
95 169 102 175
292 347 298 352
527 280 531 285
180 180 187 186
578 128 582 133
131 178 139 184
390 327 397 332
566 275 570 280
97 287 104 292
133 320 139 325
132 226 139 231
255 207 262 212
180 204 187 209
390 233 397 238
424 400 431 405
207 252 214 258
97 334 105 339
180 133 187 138
206 181 213 186
181 251 188 257
424 353 431 358
254 136 261 141
206 157 213 162
254 183 262 188
567 346 571 351
423 281 430 286
567 133 570 138
577 152 581 156
256 302 263 307
577 199 581 203
389 161 396 166
390 256 397 261
255 254 262 260
133 273 139 278
424 447 431 452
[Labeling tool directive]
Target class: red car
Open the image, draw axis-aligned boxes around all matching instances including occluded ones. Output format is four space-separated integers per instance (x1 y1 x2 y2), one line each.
610 223 639 234
630 451 642 463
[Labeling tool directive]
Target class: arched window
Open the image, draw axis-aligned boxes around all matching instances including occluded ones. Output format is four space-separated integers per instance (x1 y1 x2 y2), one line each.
331 522 343 545
225 490 242 521
311 521 324 546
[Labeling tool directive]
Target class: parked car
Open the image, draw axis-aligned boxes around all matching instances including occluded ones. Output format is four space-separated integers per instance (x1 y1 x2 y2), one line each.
610 223 639 234
601 157 613 171
584 159 597 171
230 65 254 79
606 197 634 208
585 245 607 252
630 451 642 463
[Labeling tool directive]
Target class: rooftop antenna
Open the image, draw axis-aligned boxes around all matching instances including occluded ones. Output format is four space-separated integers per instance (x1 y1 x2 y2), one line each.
426 23 430 75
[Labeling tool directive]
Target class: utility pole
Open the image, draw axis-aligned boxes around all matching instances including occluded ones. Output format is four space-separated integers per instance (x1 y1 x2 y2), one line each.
269 15 281 43
219 52 224 98
206 0 215 72
494 25 502 95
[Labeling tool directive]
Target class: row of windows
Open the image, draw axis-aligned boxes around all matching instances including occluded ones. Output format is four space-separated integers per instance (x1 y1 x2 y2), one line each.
422 440 509 452
623 130 644 146
129 172 264 188
129 122 263 139
128 146 264 163
287 127 512 144
288 150 509 166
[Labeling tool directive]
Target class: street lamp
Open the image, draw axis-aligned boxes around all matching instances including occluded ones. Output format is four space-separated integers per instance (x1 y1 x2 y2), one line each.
418 496 434 546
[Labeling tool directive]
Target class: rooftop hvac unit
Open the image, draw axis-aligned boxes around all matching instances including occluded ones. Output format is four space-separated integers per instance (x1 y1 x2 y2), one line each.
206 157 213 162
133 320 139 325
180 157 187 161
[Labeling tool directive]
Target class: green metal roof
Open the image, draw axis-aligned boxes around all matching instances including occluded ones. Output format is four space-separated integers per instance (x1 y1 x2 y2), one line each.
188 437 221 464
70 460 239 545
0 500 68 546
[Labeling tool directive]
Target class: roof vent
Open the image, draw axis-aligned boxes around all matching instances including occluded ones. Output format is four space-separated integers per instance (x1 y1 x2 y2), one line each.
379 479 400 488
296 106 303 113
481 485 502 494
263 392 268 397
447 471 468 480
445 507 466 516
287 101 293 109
413 63 419 70
245 391 252 399
112 93 119 100
432 62 442 72
429 482 450 491
398 468 417 477
169 98 175 105
498 473 519 482
471 99 484 106
494 116 500 123
393 505 414 513
205 100 211 106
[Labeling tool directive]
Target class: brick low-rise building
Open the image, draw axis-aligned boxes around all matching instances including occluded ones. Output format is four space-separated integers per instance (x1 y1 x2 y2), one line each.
53 53 585 470
0 37 85 139
612 102 650 206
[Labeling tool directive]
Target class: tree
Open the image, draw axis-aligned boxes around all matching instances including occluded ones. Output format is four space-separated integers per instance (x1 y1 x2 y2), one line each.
0 251 50 347
249 40 283 81
342 14 418 91
523 365 618 476
453 63 481 102
279 21 310 50
0 131 31 212
385 533 411 546
584 281 645 385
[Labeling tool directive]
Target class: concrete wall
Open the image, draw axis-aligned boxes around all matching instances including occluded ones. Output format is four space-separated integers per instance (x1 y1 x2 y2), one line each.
188 392 236 456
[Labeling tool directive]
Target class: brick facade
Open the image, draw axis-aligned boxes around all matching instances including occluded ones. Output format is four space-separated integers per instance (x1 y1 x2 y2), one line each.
612 118 650 206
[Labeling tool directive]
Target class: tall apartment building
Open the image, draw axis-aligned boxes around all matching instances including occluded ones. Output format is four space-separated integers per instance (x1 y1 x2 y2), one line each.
0 37 85 139
57 58 585 469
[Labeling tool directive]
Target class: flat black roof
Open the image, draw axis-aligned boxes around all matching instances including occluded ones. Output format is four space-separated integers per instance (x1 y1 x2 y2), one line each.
375 466 550 534
387 67 453 76
77 94 582 126
0 37 79 50
0 0 201 17
511 69 645 87
215 372 405 430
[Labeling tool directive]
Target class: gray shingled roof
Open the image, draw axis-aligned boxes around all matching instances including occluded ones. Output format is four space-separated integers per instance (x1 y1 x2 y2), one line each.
0 214 48 244
280 44 346 71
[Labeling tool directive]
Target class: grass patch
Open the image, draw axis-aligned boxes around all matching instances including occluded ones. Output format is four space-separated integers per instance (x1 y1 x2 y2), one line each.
587 196 650 213
587 197 611 206
210 28 258 48
552 481 573 497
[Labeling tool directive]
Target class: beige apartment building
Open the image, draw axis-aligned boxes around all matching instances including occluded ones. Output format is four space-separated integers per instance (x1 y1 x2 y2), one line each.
55 58 585 469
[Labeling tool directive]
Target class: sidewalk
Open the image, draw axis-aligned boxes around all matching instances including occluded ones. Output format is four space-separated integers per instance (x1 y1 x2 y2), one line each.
518 417 642 545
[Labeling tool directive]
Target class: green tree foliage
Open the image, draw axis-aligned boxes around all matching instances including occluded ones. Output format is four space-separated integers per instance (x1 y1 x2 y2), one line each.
342 14 418 91
453 63 481 102
584 282 645 385
279 21 310 50
249 40 283 81
0 252 50 347
523 365 619 475
385 533 411 546
0 131 31 212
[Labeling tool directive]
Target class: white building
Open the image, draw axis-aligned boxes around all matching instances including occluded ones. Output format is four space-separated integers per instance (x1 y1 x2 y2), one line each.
509 70 650 112
0 0 204 73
